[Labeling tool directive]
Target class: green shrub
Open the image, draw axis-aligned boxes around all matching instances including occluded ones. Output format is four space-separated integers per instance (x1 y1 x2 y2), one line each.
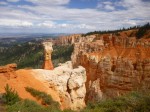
82 91 150 112
25 87 60 109
2 84 20 105
3 84 150 112
7 99 46 112
62 109 75 112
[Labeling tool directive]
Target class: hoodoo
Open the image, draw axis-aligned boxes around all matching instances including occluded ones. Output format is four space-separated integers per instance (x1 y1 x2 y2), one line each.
42 41 54 70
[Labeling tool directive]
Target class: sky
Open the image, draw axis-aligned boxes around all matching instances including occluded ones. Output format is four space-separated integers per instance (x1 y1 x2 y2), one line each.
0 0 150 33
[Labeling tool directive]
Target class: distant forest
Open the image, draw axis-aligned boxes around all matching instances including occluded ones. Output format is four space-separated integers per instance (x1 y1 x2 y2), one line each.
0 41 73 69
83 23 150 39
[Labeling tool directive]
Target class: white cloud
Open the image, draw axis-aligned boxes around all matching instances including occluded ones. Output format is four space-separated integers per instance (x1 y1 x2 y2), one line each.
0 19 33 27
58 23 95 29
37 22 95 30
37 21 55 28
97 1 115 11
25 0 70 6
7 0 20 2
0 0 150 33
21 21 33 26
59 24 69 28
120 0 141 8
0 1 7 5
103 1 113 5
104 5 115 11
77 24 96 29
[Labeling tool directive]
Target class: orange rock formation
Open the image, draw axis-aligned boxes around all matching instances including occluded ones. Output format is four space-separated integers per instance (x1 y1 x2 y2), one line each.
71 32 150 102
0 63 17 79
42 42 54 70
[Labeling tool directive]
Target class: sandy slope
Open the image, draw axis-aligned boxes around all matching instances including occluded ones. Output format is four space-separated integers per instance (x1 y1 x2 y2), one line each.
0 69 59 103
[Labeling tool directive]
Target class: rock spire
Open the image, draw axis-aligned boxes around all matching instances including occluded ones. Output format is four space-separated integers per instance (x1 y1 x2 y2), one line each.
42 42 54 70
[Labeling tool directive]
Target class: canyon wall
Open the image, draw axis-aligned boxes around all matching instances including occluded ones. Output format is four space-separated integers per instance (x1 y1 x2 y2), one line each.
54 34 96 45
71 34 150 102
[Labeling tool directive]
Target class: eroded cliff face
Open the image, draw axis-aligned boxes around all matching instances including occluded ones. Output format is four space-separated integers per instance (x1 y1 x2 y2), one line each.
54 34 96 45
71 34 150 102
32 61 86 110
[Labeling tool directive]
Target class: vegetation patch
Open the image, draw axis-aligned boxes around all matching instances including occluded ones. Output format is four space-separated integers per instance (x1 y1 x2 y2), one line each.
7 99 46 112
1 85 72 112
83 23 150 39
81 91 150 112
25 87 60 109
136 23 150 39
52 45 73 67
2 84 20 106
1 85 150 112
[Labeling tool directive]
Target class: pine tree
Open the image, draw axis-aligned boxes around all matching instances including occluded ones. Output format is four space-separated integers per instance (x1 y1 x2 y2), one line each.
2 84 20 105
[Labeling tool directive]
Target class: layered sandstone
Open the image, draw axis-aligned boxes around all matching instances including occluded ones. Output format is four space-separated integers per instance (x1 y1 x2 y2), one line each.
54 34 96 45
71 33 150 101
42 42 54 70
32 61 86 110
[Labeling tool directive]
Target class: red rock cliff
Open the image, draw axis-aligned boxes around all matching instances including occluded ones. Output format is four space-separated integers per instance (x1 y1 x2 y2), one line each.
71 33 150 102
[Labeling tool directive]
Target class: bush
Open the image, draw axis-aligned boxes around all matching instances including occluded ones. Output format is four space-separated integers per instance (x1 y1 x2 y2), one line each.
25 87 60 109
2 84 20 105
82 91 150 112
7 99 48 112
62 109 75 112
5 86 61 112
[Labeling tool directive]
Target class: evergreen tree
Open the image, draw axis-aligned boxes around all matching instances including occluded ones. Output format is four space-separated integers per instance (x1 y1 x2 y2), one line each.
136 23 150 39
2 84 20 105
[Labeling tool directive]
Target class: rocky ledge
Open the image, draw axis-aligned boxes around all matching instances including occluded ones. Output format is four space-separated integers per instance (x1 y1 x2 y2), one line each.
31 61 86 110
0 63 17 79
